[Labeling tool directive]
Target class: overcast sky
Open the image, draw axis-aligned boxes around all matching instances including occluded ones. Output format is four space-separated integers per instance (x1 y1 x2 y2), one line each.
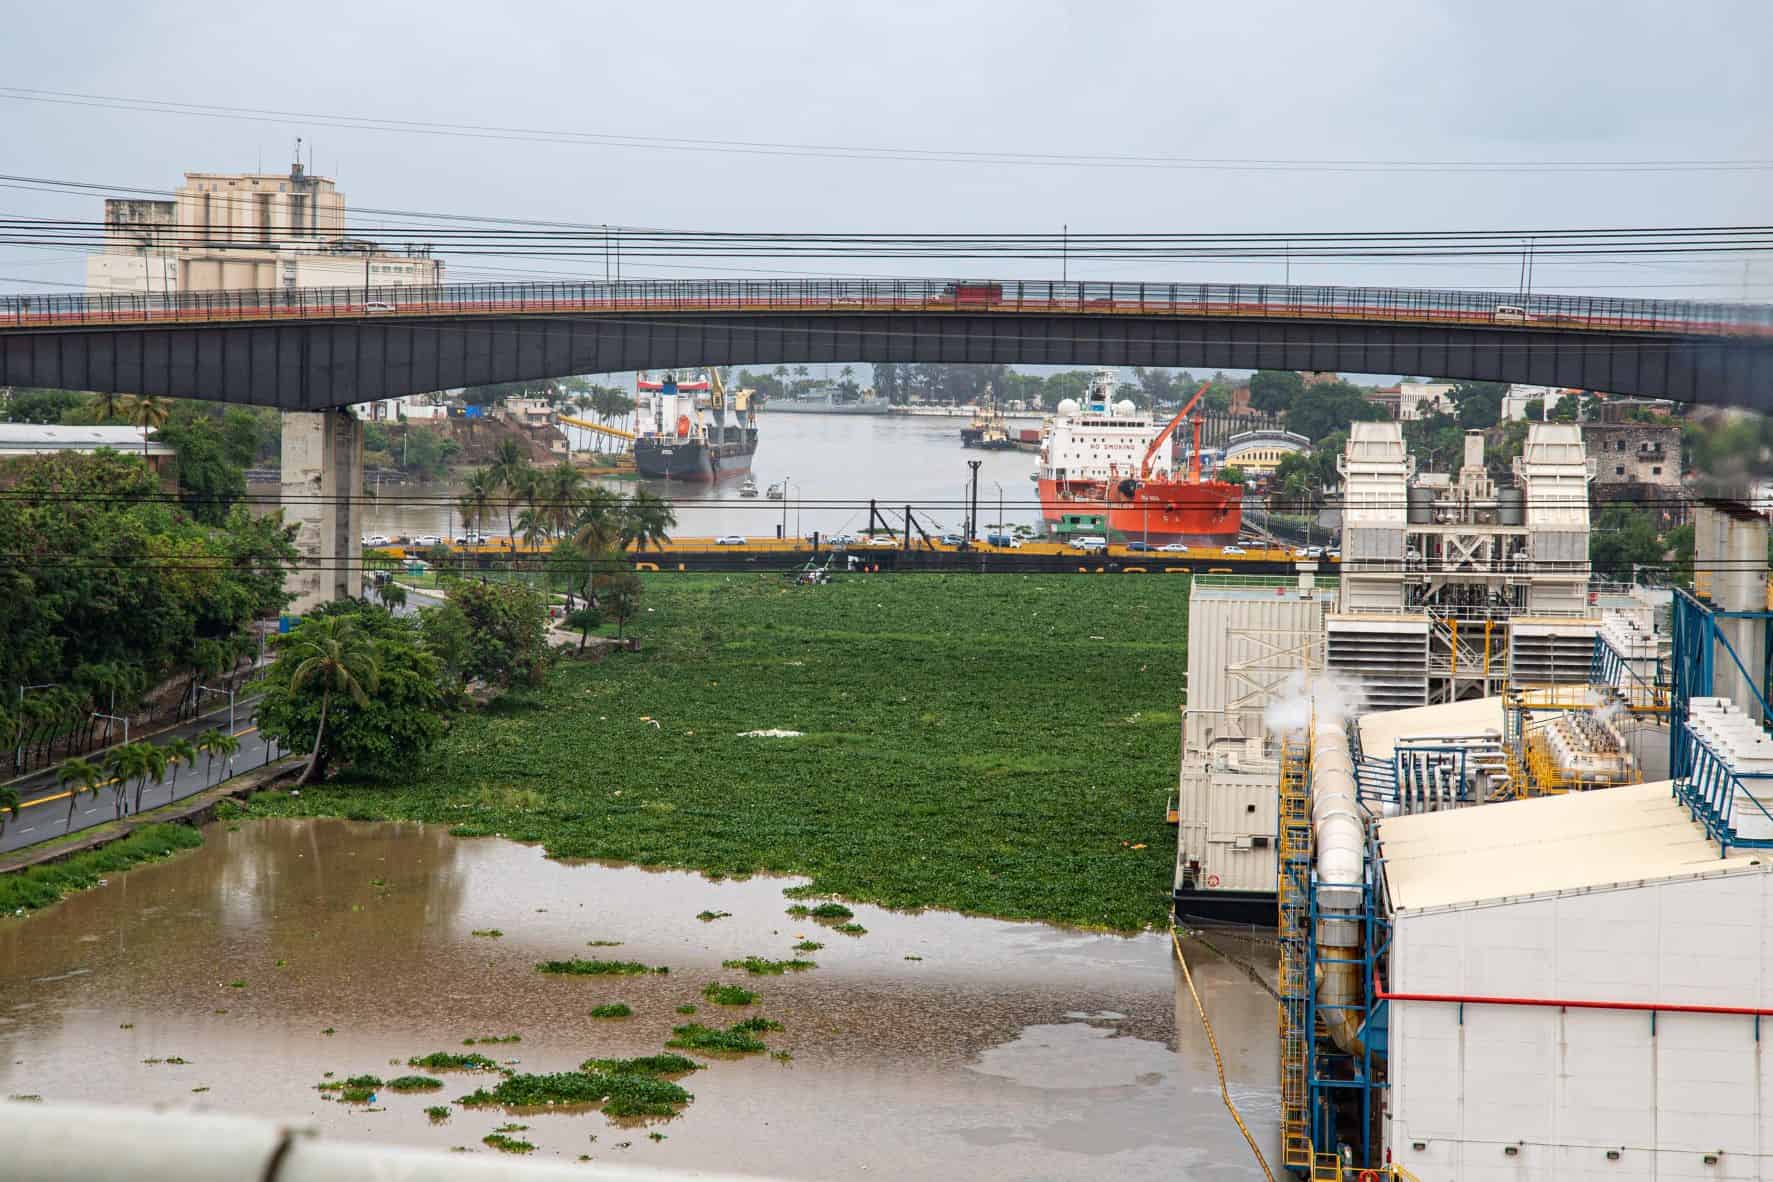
2 0 1769 300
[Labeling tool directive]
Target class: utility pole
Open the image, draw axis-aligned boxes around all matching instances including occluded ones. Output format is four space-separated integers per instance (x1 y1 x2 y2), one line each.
966 460 982 551
1062 224 1068 285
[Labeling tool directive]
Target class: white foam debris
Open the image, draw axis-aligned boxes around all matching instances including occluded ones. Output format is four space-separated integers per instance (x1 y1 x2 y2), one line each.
737 729 804 738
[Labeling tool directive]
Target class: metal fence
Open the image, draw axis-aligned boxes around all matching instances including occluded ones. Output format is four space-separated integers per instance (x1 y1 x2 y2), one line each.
6 277 1771 337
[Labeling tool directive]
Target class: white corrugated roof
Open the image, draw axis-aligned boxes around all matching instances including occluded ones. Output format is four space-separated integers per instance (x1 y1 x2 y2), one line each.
0 423 171 455
1358 697 1504 759
1380 781 1766 912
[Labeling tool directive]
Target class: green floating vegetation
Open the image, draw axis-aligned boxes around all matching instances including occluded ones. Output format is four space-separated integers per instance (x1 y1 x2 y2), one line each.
318 1073 382 1102
903 954 923 961
722 956 815 976
470 929 503 938
807 902 854 920
425 1105 451 1122
579 1054 701 1077
387 1076 444 1092
408 1052 502 1072
833 923 867 936
483 1133 534 1154
665 1023 769 1054
730 1016 783 1033
458 1071 692 1119
675 1004 697 1015
238 575 1185 931
649 1131 666 1142
585 939 624 947
537 958 666 976
792 940 824 952
462 1034 521 1045
695 910 732 921
770 1050 794 1063
590 1003 632 1019
0 824 203 917
700 982 756 1006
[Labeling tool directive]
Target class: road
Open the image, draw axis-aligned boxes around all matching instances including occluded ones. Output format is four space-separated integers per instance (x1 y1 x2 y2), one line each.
1 704 280 855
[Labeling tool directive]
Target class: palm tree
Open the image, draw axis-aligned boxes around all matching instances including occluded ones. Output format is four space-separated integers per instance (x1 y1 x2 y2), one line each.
196 729 241 784
91 391 128 423
622 489 677 552
125 395 171 459
459 467 497 538
516 507 550 552
378 581 408 613
106 744 148 820
133 743 170 814
285 615 381 786
164 736 198 801
544 463 585 537
490 438 529 546
57 757 103 833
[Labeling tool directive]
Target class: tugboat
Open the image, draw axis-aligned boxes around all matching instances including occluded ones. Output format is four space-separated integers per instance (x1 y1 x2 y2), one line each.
960 386 1016 449
738 475 760 498
633 370 759 482
765 481 785 500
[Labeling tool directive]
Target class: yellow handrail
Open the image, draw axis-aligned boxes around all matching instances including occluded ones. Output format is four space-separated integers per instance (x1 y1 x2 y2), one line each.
1172 927 1277 1182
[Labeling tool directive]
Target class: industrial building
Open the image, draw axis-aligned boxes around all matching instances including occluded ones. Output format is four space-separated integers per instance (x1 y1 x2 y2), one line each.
1168 417 1773 1176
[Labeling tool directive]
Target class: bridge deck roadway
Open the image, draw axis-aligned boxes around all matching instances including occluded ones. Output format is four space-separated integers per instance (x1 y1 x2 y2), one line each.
3 278 1769 410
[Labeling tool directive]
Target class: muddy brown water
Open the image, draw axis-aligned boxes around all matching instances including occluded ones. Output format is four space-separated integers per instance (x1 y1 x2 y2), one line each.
0 819 1278 1179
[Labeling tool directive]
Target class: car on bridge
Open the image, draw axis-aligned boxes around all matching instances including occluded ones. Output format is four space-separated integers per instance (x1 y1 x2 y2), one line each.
715 534 748 545
1069 536 1108 552
1221 544 1249 555
1125 540 1154 552
1158 542 1190 553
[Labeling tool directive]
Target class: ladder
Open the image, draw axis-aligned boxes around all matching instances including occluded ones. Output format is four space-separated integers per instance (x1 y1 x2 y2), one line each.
1277 737 1313 1172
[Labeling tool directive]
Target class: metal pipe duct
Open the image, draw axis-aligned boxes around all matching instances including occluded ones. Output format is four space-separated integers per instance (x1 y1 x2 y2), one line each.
1311 716 1367 1055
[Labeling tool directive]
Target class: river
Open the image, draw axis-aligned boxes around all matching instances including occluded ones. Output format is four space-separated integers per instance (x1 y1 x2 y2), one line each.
252 412 1055 544
0 819 1279 1178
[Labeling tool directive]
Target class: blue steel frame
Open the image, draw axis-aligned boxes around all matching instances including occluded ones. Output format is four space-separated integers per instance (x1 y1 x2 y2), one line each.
1301 767 1391 1170
1669 588 1773 856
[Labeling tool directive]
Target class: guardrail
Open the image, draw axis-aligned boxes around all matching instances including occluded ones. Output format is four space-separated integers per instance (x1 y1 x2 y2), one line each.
5 277 1769 337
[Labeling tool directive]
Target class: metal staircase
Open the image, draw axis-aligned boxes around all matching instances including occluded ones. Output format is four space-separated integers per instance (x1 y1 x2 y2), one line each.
1277 737 1313 1173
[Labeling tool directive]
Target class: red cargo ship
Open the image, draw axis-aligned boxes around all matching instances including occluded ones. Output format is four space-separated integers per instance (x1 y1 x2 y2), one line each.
1033 372 1242 545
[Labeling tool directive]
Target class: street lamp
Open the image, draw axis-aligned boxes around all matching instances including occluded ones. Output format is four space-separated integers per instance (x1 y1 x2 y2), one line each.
780 473 792 540
197 684 237 736
993 481 1004 539
15 682 60 772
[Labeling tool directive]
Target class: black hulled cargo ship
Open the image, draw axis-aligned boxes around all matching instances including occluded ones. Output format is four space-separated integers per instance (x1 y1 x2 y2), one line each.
633 371 759 482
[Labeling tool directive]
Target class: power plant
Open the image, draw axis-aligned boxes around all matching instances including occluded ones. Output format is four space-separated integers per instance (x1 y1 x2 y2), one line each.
1172 424 1773 1179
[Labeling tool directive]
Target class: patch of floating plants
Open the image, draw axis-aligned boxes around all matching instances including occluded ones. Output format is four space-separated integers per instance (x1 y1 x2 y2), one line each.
537 958 667 976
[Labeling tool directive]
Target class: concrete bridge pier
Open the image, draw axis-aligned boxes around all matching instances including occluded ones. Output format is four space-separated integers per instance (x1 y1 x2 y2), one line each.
281 410 363 613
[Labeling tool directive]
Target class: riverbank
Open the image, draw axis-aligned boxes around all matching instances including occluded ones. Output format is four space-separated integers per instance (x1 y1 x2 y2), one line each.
247 572 1188 930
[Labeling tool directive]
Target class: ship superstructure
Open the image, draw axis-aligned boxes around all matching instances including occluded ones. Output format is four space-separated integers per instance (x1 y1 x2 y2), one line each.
633 370 758 482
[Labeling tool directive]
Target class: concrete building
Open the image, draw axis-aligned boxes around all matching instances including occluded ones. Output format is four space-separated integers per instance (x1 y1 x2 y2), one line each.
1500 383 1574 422
1583 421 1682 489
1222 428 1310 476
83 162 446 612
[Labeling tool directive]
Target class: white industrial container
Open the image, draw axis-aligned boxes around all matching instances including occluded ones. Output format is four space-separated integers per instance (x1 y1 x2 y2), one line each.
1378 782 1773 1181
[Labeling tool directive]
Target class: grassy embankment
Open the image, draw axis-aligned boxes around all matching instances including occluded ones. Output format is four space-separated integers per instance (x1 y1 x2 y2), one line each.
250 573 1188 930
0 824 205 914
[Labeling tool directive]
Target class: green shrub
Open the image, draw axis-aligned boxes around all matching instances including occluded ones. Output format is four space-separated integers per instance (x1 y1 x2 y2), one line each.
590 1003 632 1019
701 983 756 1006
537 958 666 976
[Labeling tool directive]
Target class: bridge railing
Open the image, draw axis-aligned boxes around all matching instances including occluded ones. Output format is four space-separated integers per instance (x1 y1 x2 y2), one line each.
5 277 1770 337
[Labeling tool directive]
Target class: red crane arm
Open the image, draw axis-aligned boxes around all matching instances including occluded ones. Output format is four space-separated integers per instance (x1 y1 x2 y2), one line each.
1139 381 1211 480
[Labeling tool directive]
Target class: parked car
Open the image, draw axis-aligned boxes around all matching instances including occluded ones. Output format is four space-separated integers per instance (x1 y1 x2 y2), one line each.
715 534 748 545
939 533 965 546
1070 536 1109 552
1158 542 1190 553
863 535 898 546
827 532 858 546
362 534 392 548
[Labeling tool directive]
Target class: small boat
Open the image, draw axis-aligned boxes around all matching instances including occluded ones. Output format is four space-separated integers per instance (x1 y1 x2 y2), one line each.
766 481 785 500
738 476 760 498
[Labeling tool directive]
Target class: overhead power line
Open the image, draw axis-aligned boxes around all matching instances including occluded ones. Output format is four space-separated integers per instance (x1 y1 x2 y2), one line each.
4 87 1772 175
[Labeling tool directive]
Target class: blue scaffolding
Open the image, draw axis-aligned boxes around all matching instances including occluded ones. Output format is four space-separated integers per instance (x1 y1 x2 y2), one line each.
1669 588 1773 856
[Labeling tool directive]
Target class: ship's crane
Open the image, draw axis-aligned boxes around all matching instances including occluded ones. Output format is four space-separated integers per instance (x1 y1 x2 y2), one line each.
557 414 637 442
1138 380 1212 482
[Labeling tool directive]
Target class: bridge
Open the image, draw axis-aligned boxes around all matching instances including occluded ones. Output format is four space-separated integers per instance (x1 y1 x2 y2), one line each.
4 277 1770 410
6 276 1766 613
